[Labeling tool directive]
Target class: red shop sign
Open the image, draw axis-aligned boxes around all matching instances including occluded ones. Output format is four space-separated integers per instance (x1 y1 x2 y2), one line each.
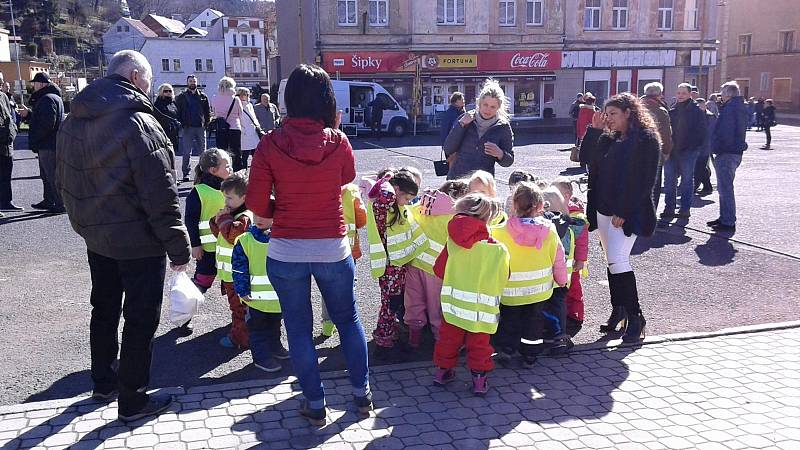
322 52 417 74
477 50 561 72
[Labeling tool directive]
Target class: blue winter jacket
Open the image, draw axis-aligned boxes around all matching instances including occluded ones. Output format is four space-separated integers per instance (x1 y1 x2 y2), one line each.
712 96 749 155
439 105 465 145
232 225 271 298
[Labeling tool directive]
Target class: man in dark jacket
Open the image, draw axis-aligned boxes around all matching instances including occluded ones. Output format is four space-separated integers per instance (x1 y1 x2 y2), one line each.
55 50 191 422
569 93 584 141
0 72 19 216
663 83 706 219
439 91 465 145
694 98 717 195
367 95 385 139
175 74 210 181
708 81 749 231
640 82 673 210
18 72 64 214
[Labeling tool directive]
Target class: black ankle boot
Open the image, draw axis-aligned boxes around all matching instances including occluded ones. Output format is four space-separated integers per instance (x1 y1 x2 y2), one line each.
623 313 646 343
615 271 645 343
600 270 627 333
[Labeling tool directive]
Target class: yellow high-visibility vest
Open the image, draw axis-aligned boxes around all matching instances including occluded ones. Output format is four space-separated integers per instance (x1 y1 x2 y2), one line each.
216 211 254 283
366 201 429 279
195 183 225 252
408 204 452 275
439 239 510 334
493 222 561 306
342 184 360 249
237 231 281 313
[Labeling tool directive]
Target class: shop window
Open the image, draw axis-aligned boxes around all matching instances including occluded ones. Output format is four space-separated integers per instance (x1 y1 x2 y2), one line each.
584 0 601 30
684 0 698 30
437 0 465 25
780 30 795 53
195 59 202 71
773 78 791 102
499 1 515 26
514 80 542 118
739 34 751 55
338 0 357 26
526 0 543 25
206 59 213 72
162 58 169 72
657 0 673 31
173 59 181 72
369 0 389 26
584 80 609 106
612 0 628 30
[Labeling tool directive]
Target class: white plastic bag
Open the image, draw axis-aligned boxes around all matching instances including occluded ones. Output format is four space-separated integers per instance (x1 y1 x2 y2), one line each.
169 272 204 327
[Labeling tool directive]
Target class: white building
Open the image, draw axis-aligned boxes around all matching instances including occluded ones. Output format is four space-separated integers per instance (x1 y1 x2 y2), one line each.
186 8 224 31
102 17 157 61
140 38 226 97
208 17 268 85
0 29 10 63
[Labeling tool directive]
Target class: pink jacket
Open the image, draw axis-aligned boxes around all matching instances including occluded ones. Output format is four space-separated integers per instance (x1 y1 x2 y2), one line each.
506 217 569 287
569 198 589 263
211 92 243 130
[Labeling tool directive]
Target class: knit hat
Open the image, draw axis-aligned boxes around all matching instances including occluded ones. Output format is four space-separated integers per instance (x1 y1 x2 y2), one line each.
31 72 51 84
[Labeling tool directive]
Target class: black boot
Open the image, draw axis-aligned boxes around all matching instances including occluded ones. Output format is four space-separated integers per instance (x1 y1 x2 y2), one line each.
617 271 646 343
599 269 628 333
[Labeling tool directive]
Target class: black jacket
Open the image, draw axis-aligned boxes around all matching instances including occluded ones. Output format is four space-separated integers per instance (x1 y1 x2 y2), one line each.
579 126 660 237
55 74 190 264
26 84 63 152
175 89 211 128
154 96 181 150
443 112 514 179
668 99 707 156
0 92 17 157
763 106 776 126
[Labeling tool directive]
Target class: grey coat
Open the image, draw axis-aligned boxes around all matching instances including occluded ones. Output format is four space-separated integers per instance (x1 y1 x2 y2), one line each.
443 113 514 179
0 92 17 157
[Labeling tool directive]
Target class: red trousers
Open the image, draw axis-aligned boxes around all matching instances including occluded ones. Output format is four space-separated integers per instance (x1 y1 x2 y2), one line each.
433 321 494 373
565 271 584 322
222 281 249 348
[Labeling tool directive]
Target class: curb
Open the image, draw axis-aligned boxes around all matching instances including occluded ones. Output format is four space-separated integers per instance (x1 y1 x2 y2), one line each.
2 320 798 416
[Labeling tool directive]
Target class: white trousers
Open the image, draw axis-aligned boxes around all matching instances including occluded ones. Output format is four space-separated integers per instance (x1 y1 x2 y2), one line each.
596 213 637 274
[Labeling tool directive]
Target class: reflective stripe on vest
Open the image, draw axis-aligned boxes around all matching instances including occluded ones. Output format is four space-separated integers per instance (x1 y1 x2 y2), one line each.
238 233 281 313
492 222 560 306
342 185 361 252
216 211 253 283
366 201 429 279
409 207 453 275
195 184 226 252
439 239 510 334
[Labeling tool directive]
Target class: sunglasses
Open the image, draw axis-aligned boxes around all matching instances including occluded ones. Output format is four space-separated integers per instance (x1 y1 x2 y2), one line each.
163 89 173 93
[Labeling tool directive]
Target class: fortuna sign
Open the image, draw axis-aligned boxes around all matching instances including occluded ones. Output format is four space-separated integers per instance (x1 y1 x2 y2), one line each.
510 52 551 69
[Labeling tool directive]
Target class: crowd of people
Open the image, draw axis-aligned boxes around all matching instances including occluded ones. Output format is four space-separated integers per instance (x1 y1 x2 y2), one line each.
0 45 764 425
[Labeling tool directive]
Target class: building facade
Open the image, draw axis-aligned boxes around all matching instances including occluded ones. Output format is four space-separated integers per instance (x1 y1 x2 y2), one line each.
139 38 226 97
277 0 719 123
142 14 187 38
208 17 269 86
186 8 224 31
718 0 799 112
101 17 157 61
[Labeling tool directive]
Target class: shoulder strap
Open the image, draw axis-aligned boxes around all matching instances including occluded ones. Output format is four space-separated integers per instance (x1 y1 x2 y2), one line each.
225 98 236 120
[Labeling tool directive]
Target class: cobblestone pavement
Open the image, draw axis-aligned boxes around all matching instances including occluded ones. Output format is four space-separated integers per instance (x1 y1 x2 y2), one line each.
1 325 798 450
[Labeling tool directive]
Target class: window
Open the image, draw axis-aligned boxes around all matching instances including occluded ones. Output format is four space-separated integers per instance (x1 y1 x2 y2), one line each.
233 34 237 46
124 25 130 32
437 0 465 25
780 30 795 53
201 21 207 27
173 59 181 72
241 34 248 46
739 34 752 55
251 34 256 47
206 59 213 71
760 72 771 91
252 60 258 73
499 1 515 26
584 0 601 30
369 0 389 25
162 59 169 71
195 59 202 71
773 78 792 101
526 0 543 25
657 0 673 30
117 26 122 32
338 0 357 25
684 0 698 30
612 0 628 30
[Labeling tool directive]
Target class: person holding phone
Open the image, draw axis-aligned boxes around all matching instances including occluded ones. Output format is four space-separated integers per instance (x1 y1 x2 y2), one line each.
443 79 514 180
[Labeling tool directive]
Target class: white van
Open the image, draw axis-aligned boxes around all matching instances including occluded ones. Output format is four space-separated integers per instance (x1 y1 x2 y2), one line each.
278 79 409 137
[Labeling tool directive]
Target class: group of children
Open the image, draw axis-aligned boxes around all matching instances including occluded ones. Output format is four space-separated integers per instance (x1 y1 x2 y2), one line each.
178 146 590 396
363 167 589 395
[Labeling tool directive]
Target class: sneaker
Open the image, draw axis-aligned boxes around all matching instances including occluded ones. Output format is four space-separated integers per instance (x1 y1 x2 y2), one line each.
696 187 713 196
254 358 282 373
118 393 173 422
471 373 489 396
321 320 336 337
549 337 575 356
271 343 290 360
91 388 118 402
711 223 736 232
182 175 191 182
0 203 23 212
31 200 52 210
659 210 676 219
706 218 722 226
675 209 691 219
760 145 771 150
299 400 327 426
433 368 456 386
354 391 373 416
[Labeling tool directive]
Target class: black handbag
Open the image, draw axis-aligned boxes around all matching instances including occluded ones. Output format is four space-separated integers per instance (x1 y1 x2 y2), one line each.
433 150 449 176
212 99 236 139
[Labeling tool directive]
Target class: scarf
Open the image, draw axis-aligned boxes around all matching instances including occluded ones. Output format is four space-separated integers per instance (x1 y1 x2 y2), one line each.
473 111 499 138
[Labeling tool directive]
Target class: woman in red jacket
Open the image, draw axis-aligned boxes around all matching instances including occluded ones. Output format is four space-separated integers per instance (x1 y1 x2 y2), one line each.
246 65 370 425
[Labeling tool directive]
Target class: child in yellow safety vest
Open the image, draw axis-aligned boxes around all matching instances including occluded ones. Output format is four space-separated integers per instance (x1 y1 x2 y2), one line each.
404 180 469 348
231 214 290 373
366 169 427 362
432 193 510 396
492 182 569 368
319 183 367 337
179 148 233 337
210 174 253 349
468 170 509 228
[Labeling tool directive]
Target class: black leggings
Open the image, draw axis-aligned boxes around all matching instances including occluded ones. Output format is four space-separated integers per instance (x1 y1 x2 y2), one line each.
764 126 772 146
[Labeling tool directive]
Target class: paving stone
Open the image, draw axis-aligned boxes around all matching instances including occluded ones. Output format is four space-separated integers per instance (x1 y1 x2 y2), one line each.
154 442 188 450
125 433 160 448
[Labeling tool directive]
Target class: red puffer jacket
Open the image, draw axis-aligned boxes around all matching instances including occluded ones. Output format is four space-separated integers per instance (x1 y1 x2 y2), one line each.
246 117 356 238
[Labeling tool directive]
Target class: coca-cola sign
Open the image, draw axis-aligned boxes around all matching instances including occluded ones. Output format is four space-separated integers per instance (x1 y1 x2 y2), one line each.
478 50 561 72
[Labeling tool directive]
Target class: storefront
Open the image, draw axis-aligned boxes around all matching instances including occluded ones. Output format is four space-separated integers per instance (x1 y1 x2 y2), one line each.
321 50 561 126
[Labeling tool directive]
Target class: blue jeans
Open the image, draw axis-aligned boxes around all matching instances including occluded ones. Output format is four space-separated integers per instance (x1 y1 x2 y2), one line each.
246 308 283 366
712 153 742 226
663 149 700 212
181 127 207 177
267 256 369 409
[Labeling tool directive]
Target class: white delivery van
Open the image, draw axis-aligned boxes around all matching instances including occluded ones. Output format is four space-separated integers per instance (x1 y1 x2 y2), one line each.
278 79 409 137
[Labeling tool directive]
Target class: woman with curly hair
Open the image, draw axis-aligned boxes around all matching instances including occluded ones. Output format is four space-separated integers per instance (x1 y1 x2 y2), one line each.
579 93 660 343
